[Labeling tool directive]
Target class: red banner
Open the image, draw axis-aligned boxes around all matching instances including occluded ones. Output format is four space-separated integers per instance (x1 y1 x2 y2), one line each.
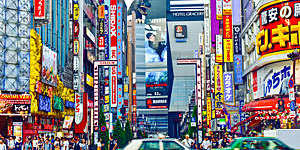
257 1 300 56
75 93 88 134
223 15 232 39
0 94 31 101
34 0 46 19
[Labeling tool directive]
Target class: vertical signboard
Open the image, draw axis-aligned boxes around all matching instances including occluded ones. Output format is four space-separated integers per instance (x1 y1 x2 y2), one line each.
252 71 258 99
196 60 202 127
204 4 211 54
216 35 223 63
214 65 224 110
104 6 110 60
223 15 233 62
207 97 212 127
94 64 99 131
210 54 215 93
233 25 242 54
117 3 123 119
216 0 222 20
110 0 117 108
223 72 234 104
223 0 232 15
34 0 46 19
234 55 243 84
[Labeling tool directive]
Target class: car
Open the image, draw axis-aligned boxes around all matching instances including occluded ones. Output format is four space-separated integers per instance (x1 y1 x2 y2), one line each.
123 138 190 150
219 137 295 150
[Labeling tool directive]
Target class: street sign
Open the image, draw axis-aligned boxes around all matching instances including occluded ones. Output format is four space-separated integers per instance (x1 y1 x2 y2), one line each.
290 100 296 111
191 122 196 127
289 88 295 101
289 78 294 88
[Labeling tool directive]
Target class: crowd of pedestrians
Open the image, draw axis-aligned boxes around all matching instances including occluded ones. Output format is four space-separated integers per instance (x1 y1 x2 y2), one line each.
181 133 238 150
0 135 90 150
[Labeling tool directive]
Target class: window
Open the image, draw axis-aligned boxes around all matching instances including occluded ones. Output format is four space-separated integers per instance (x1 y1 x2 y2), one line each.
241 139 290 150
139 141 160 150
163 141 184 150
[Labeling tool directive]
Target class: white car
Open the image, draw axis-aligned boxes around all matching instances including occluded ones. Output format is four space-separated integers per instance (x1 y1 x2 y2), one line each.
124 138 190 150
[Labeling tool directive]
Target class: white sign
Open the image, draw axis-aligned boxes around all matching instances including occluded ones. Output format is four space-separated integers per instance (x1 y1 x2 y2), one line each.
223 0 232 11
13 122 23 126
73 56 79 72
204 5 211 55
216 0 222 20
196 60 202 127
94 64 99 129
289 88 295 101
73 74 80 91
75 93 83 125
256 61 293 99
63 116 74 129
216 35 223 62
94 60 118 66
85 27 96 44
191 122 196 127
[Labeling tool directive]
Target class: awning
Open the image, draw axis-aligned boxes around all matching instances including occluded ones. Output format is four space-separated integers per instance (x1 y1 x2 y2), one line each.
231 113 258 133
242 97 300 112
248 119 262 128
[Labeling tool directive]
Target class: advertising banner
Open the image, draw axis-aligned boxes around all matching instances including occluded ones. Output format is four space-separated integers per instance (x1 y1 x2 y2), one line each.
210 54 215 93
86 74 93 87
73 2 79 21
38 95 51 112
75 93 88 134
117 3 123 79
207 97 212 127
98 5 105 19
117 84 123 119
145 71 168 109
216 0 222 20
252 71 258 99
75 93 83 125
296 59 300 85
223 38 233 62
223 72 234 104
256 61 293 99
223 15 232 39
204 4 211 54
257 1 300 56
41 45 57 87
34 0 46 19
233 25 242 54
110 0 118 108
214 65 224 110
104 5 110 60
223 0 232 15
234 55 243 84
53 96 64 111
93 64 99 131
167 1 204 21
63 116 74 129
175 25 187 39
216 35 223 63
211 0 220 48
145 19 168 65
0 94 31 115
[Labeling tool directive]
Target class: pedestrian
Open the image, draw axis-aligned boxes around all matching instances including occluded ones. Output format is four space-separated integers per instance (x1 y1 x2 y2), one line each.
50 136 55 150
54 138 60 150
181 135 194 148
96 138 104 150
0 140 6 150
62 138 69 150
24 137 33 150
79 139 87 150
32 136 38 150
108 135 117 150
68 139 74 150
7 137 15 150
211 137 219 149
38 138 44 150
73 138 80 150
15 137 22 150
44 139 52 150
201 137 212 150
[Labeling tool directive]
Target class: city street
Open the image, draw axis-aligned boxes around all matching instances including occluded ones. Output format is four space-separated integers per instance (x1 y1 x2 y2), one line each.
0 0 300 149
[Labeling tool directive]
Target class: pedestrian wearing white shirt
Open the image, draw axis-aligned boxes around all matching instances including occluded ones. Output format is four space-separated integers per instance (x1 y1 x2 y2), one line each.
62 138 69 150
0 140 7 150
182 135 194 148
201 137 212 150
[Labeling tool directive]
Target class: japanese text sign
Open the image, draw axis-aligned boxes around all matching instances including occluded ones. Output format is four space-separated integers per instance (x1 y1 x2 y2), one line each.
216 0 223 20
214 65 224 110
34 0 46 19
223 72 234 103
257 1 300 56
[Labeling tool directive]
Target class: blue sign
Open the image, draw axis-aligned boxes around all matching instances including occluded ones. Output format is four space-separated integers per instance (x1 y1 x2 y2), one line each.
290 100 296 111
234 55 243 84
104 5 109 60
39 95 51 112
65 100 75 108
224 72 233 103
117 3 123 79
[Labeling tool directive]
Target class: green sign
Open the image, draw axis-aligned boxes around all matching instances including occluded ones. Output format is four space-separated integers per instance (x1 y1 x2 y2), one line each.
54 96 64 111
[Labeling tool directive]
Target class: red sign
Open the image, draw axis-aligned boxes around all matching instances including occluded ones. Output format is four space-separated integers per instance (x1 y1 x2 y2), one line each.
98 36 105 48
257 1 300 56
253 71 258 92
73 21 79 37
223 15 232 39
34 0 46 19
111 66 117 107
0 94 31 101
94 60 117 66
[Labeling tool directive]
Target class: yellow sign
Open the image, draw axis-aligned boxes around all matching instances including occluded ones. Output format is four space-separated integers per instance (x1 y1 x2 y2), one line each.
73 3 79 21
105 96 109 103
207 97 212 127
73 39 79 55
86 74 93 87
98 5 105 19
212 110 215 119
124 84 128 93
223 39 233 62
214 65 224 110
